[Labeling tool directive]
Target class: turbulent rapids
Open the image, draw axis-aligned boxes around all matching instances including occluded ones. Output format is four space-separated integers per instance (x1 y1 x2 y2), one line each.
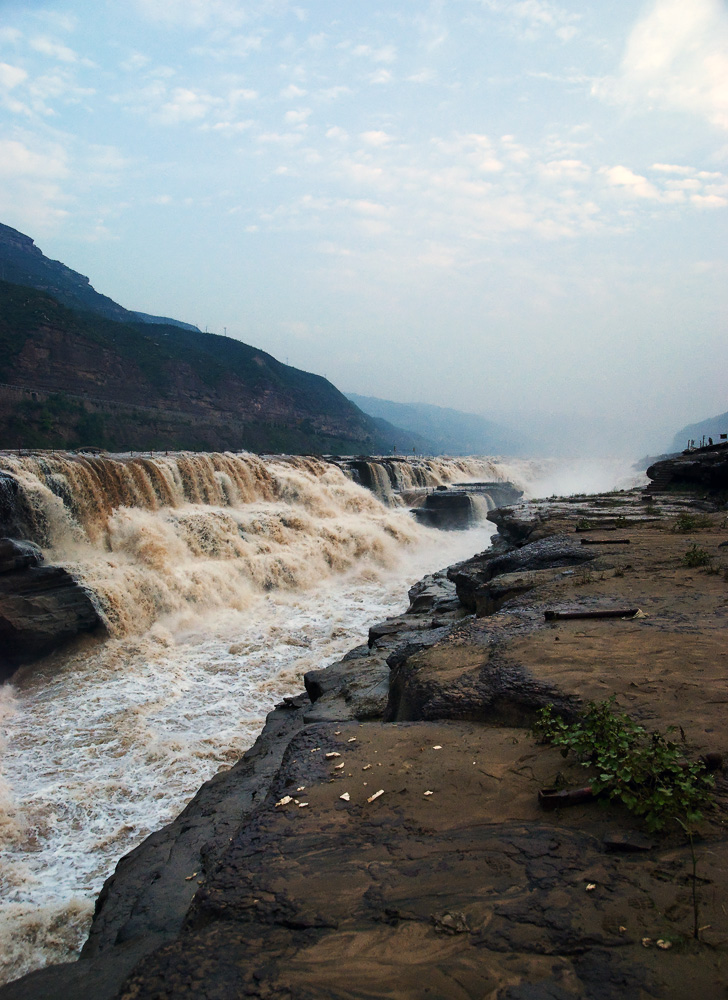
0 452 521 639
0 450 525 985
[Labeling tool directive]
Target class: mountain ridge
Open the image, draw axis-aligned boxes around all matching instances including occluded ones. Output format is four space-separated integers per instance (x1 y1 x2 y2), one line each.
0 222 199 331
0 279 415 454
346 392 530 456
672 410 728 451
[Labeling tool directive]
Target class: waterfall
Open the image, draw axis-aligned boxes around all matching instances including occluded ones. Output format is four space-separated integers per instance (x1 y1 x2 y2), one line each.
0 453 438 638
335 454 524 505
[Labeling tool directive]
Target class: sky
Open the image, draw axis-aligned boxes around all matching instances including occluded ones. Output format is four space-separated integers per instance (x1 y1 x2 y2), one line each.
0 0 726 455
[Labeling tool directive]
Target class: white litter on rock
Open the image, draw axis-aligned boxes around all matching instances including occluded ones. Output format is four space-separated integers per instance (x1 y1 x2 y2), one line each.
340 792 350 801
348 737 357 743
334 762 345 770
362 764 372 770
296 786 305 792
586 883 596 892
432 745 442 750
325 752 341 758
298 802 309 808
424 790 433 796
367 789 384 803
275 796 292 807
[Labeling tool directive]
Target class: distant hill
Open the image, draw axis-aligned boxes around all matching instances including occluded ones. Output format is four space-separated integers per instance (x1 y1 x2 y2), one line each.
346 393 531 456
0 222 199 331
672 411 728 452
0 280 409 454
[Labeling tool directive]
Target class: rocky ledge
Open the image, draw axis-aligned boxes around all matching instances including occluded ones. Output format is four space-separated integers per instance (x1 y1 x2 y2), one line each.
0 537 102 680
646 441 728 491
2 485 728 1000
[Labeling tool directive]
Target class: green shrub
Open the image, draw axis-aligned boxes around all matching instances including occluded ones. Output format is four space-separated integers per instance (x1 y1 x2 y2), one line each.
683 545 711 568
532 699 713 833
673 513 711 533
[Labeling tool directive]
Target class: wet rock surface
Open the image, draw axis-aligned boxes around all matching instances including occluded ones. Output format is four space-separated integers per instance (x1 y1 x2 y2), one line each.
2 486 728 999
0 548 102 679
0 538 43 574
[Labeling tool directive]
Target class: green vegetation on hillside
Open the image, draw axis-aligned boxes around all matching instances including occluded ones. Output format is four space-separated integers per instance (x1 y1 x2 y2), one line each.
0 281 395 453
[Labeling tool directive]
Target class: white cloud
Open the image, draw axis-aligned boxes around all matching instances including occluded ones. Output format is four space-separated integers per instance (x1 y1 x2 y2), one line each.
256 131 303 146
434 133 504 172
120 52 152 73
132 0 249 29
351 200 390 218
38 11 78 34
691 193 728 208
115 79 227 124
29 69 95 107
475 0 580 41
0 58 97 117
0 63 27 89
306 33 327 51
86 145 131 173
29 36 79 64
158 86 220 123
204 119 254 133
407 69 436 84
360 130 392 147
228 87 258 106
281 84 306 99
539 159 590 183
351 44 397 64
500 134 529 163
0 27 23 45
369 69 393 85
284 107 311 125
0 136 70 231
595 0 728 130
318 85 351 101
0 138 68 179
600 165 659 199
651 163 693 174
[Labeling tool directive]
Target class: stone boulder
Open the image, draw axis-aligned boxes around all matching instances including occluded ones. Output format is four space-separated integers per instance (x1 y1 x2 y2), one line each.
411 491 474 529
0 561 102 679
647 445 728 490
0 538 44 574
448 534 595 611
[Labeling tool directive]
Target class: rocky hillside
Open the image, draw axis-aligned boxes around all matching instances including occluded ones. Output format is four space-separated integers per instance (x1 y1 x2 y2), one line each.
347 392 530 456
0 281 409 454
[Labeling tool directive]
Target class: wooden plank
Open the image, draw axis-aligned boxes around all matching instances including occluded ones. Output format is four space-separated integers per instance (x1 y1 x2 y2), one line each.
544 608 639 621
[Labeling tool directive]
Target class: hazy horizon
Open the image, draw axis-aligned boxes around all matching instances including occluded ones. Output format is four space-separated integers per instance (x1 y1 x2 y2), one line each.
0 0 726 456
